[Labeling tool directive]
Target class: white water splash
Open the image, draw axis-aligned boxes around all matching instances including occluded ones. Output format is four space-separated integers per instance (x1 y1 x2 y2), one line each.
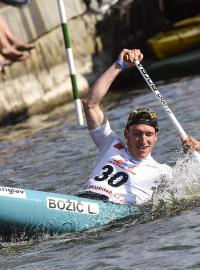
153 153 200 211
172 154 200 199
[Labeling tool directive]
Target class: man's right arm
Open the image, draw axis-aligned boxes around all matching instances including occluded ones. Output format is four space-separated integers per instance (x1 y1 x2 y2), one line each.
83 49 143 130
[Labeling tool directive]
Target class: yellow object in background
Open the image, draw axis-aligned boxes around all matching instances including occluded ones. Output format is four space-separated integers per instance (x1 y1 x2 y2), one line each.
147 15 200 59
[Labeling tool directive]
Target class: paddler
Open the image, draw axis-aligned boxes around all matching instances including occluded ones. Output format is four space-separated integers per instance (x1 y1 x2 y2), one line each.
78 48 172 205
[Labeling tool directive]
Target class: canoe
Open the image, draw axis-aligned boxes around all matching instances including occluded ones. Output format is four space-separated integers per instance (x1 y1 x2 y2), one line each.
0 186 141 235
147 16 200 59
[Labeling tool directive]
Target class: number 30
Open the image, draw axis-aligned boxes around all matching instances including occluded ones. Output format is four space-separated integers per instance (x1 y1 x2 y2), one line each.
94 164 128 187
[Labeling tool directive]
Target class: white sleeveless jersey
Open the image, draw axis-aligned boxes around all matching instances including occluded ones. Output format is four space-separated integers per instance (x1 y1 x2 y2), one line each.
81 121 172 205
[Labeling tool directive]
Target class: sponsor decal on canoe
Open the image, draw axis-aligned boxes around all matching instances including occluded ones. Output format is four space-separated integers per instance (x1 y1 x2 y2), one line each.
47 197 99 215
0 186 26 198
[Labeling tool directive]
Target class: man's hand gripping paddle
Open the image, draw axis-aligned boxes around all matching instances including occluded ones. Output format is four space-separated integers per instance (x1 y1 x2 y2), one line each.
124 55 200 161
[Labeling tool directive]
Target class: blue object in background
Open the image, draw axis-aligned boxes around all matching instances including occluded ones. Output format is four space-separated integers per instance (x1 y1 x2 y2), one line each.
0 0 30 7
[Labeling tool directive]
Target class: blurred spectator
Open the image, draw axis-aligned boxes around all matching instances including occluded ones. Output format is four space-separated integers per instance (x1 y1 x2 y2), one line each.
84 0 119 14
0 0 30 7
0 15 34 69
0 0 33 70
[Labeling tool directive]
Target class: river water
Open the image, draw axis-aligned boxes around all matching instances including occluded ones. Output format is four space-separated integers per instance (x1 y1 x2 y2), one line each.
0 73 200 269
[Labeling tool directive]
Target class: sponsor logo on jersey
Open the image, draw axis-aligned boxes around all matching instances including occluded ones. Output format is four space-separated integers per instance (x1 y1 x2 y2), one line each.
114 143 124 150
110 158 137 175
84 184 113 195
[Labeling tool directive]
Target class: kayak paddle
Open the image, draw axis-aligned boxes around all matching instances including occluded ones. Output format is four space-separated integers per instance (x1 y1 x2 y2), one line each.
134 59 200 161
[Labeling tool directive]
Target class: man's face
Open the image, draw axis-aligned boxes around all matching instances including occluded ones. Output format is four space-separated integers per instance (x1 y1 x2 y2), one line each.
124 124 158 160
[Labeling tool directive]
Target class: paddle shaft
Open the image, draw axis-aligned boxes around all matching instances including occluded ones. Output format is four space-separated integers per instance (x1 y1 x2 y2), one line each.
134 60 200 160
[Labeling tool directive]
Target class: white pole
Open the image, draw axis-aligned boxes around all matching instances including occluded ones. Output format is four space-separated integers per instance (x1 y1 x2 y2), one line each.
57 0 84 126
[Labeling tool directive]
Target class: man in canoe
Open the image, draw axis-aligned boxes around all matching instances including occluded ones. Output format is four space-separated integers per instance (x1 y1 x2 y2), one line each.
78 48 172 205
